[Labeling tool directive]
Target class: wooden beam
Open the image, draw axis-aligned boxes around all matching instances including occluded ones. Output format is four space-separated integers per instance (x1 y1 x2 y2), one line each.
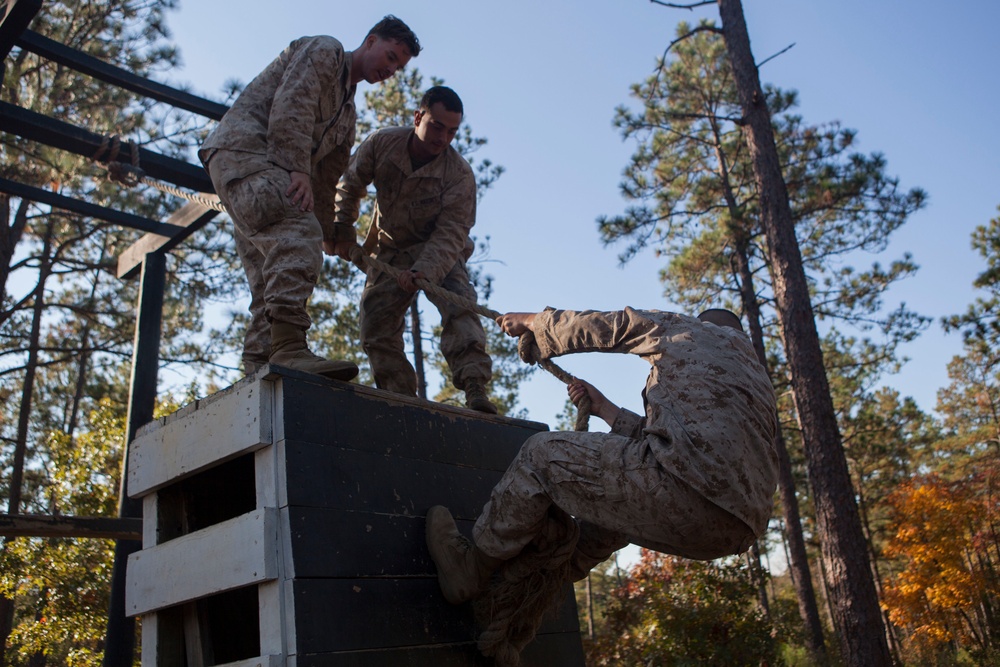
0 176 182 235
0 101 214 192
16 30 228 120
117 201 220 279
0 0 42 61
0 513 142 540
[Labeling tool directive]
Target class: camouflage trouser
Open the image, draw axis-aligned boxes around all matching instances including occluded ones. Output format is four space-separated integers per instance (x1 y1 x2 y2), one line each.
360 248 492 395
473 431 755 573
205 150 323 364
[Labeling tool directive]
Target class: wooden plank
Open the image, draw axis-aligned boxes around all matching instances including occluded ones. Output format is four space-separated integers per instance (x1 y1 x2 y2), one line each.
0 0 42 59
0 101 213 192
289 578 580 655
15 29 229 120
126 508 278 615
117 201 220 279
279 442 502 518
128 377 273 497
257 580 285 662
0 176 175 235
214 657 282 667
293 632 585 667
277 375 545 472
0 513 141 539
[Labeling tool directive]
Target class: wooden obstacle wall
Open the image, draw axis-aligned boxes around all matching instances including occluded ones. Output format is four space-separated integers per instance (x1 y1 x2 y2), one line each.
124 365 586 666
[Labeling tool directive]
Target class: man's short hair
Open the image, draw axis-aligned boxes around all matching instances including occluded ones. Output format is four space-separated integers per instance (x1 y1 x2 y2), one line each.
697 308 744 332
368 15 421 57
419 86 463 116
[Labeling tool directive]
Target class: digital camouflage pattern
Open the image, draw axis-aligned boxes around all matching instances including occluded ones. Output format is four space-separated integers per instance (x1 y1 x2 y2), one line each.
474 308 779 566
199 36 360 362
335 126 490 393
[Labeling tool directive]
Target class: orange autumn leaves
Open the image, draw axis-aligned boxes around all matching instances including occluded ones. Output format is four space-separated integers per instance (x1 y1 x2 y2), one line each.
883 473 1000 653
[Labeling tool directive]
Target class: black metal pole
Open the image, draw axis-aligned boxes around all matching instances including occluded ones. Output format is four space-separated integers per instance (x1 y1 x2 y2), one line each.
102 250 166 667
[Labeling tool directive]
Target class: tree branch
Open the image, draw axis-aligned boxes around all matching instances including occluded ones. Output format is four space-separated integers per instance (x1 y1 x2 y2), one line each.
650 0 715 9
757 42 796 69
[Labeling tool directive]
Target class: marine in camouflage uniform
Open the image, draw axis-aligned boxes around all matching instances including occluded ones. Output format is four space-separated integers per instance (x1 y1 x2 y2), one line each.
332 86 495 412
427 307 779 604
198 18 419 378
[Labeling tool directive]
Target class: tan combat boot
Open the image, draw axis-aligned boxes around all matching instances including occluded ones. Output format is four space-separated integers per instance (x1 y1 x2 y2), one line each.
269 322 359 381
425 505 502 604
464 380 498 414
243 354 269 376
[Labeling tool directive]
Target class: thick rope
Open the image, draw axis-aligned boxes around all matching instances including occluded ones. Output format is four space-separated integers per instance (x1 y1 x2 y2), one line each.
137 174 227 212
347 245 592 430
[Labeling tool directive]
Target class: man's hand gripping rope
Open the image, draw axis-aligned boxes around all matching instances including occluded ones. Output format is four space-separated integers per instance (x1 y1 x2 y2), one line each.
343 244 592 429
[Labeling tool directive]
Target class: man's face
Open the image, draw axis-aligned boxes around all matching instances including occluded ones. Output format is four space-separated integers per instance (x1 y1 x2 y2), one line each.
362 35 412 84
412 103 462 158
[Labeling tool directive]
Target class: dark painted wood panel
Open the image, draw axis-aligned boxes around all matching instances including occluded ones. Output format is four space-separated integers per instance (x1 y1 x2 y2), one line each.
290 578 580 655
293 631 585 667
287 509 465 577
281 442 499 518
278 375 545 472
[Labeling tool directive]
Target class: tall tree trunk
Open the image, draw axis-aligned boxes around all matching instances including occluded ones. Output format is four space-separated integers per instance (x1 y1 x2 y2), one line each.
716 1 891 664
0 197 30 324
855 478 903 663
67 256 105 437
410 299 426 399
747 541 770 616
0 593 11 667
585 574 595 639
733 239 827 661
715 110 828 660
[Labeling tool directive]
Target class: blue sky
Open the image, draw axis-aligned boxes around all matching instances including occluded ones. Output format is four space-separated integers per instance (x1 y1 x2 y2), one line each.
163 0 1000 428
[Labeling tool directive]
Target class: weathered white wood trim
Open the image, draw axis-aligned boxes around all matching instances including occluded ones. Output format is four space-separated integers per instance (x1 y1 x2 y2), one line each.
128 378 274 497
213 656 282 667
142 495 157 547
139 612 158 667
257 580 285 659
126 508 278 616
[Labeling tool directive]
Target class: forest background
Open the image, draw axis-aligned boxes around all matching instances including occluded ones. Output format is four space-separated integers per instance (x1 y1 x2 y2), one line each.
2 0 1000 665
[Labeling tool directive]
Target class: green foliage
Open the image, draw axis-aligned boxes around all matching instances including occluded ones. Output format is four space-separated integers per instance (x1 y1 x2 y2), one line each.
1 399 124 667
586 551 777 666
943 208 1000 357
602 19 927 341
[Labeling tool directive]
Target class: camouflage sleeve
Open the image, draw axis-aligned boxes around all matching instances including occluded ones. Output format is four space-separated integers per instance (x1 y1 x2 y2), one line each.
410 169 476 284
610 407 646 439
333 132 377 239
531 308 663 360
267 39 344 174
313 141 353 242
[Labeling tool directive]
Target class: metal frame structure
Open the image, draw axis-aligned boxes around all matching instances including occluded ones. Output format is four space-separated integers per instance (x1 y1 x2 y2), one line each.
1 2 228 664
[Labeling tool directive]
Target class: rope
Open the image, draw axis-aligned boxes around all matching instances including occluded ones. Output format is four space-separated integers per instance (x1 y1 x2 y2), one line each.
347 245 592 430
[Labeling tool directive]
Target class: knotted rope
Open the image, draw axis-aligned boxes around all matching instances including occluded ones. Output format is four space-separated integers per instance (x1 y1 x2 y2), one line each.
93 134 228 211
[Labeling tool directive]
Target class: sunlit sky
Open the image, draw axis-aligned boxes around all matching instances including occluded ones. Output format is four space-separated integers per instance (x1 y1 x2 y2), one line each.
157 0 1000 430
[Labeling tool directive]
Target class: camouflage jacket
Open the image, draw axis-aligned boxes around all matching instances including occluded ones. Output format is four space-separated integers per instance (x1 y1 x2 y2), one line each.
200 35 357 240
532 308 779 535
334 126 477 285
